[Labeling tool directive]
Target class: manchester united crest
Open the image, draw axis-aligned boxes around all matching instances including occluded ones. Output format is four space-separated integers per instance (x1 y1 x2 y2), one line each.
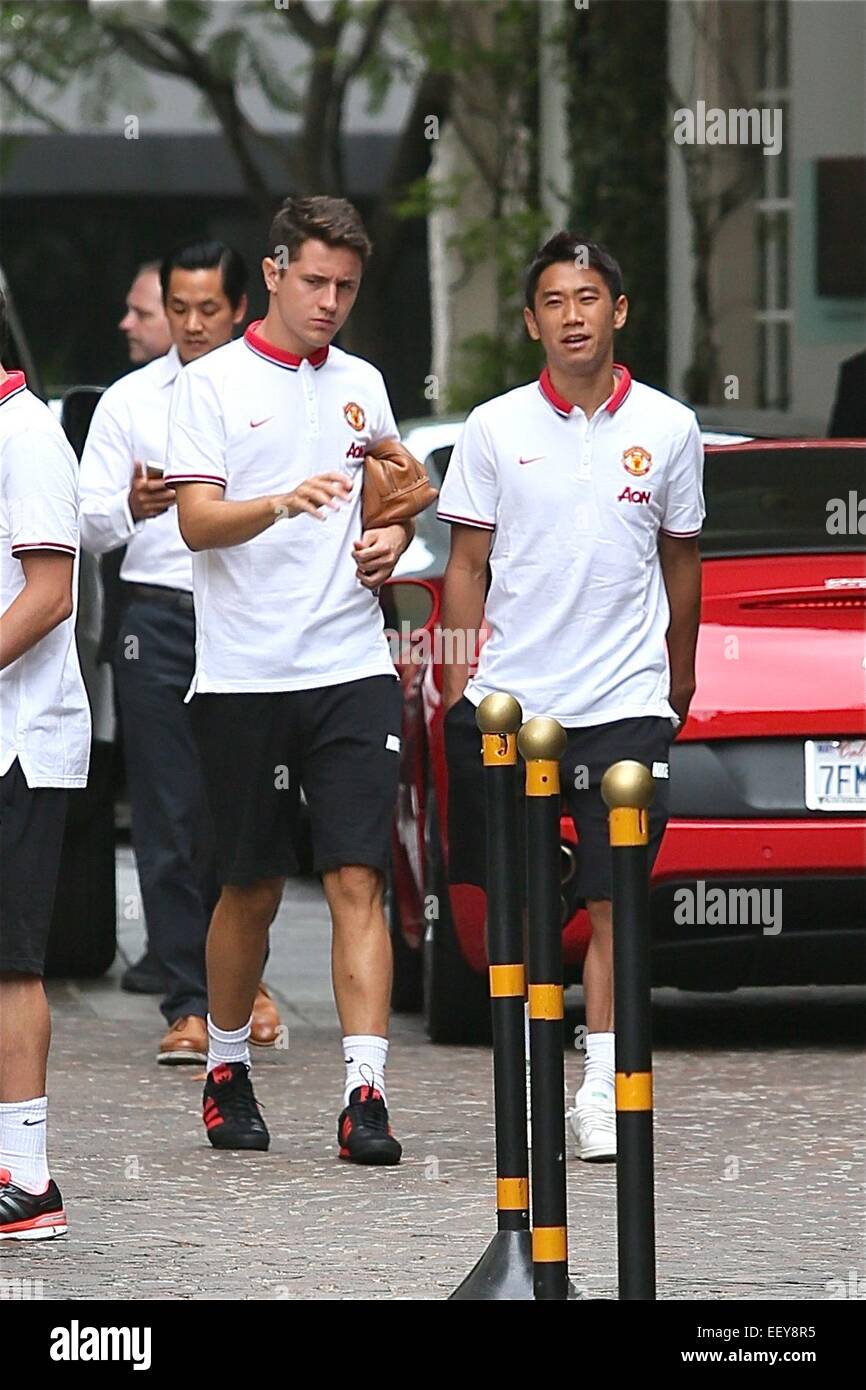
344 401 366 432
622 445 652 477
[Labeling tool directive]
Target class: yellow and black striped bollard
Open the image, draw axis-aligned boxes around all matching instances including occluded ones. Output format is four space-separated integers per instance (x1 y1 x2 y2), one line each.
601 759 657 1301
519 715 569 1301
451 693 532 1300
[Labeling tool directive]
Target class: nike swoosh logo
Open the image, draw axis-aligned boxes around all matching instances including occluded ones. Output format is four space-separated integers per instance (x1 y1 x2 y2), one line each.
250 417 274 429
519 455 545 465
22 1118 46 1126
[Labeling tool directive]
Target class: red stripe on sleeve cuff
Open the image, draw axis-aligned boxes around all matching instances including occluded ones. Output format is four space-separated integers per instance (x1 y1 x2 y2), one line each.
163 475 226 487
437 511 495 531
11 541 77 555
660 526 702 538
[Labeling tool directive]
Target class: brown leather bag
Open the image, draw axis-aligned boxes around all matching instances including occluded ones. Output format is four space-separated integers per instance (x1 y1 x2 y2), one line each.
362 438 438 529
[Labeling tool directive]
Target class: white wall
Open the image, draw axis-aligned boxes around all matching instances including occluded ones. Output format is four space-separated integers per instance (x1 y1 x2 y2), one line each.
789 0 866 430
668 0 866 433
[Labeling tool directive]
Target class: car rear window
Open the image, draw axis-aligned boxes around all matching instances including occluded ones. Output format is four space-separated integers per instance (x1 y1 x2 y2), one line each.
702 445 866 557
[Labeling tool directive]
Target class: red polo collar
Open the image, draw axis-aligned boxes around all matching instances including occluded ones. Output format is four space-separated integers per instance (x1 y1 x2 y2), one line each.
243 320 329 370
0 371 26 404
538 363 632 417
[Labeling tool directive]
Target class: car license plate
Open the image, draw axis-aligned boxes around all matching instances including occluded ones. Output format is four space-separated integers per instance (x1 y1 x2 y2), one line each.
804 740 866 811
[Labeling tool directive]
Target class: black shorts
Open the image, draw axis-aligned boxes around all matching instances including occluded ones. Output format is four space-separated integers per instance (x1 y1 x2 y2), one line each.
191 675 402 886
0 759 68 975
444 697 673 902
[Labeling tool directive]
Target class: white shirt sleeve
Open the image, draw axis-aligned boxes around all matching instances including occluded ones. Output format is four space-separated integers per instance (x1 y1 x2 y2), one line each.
165 368 227 488
436 409 498 531
370 373 400 444
660 417 705 538
78 388 141 555
5 428 79 560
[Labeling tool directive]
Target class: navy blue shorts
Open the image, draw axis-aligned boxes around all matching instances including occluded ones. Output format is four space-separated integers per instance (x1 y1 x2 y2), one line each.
444 696 673 901
191 675 402 885
0 759 68 975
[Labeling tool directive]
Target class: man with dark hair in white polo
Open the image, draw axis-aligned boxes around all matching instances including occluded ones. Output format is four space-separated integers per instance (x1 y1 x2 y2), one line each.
166 196 414 1164
439 232 704 1163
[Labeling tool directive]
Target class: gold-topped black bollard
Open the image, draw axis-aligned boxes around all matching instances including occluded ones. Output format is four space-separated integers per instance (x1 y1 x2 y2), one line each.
450 693 532 1300
519 716 569 1301
601 760 657 1302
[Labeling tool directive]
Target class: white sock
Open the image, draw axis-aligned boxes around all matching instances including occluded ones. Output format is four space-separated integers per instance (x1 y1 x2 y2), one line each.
581 1030 615 1104
207 1015 251 1074
343 1035 389 1106
0 1096 50 1194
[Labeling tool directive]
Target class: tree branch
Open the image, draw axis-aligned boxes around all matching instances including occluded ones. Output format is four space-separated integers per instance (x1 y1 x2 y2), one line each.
279 0 339 51
0 72 68 132
327 0 393 194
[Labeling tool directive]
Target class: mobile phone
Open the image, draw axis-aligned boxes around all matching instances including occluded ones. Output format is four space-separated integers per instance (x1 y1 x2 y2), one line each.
144 461 175 490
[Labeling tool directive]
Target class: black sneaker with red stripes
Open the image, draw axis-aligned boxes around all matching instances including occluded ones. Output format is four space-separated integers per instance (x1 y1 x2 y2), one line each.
202 1062 269 1151
337 1085 402 1166
0 1168 67 1241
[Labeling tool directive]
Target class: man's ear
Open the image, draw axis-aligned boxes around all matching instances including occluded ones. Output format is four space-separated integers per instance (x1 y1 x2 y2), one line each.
613 294 629 331
232 293 249 326
523 305 541 342
262 257 281 294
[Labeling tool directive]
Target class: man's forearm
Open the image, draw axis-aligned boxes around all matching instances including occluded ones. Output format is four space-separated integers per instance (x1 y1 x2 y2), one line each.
0 585 72 671
665 562 701 678
440 564 486 704
177 493 284 552
659 538 701 710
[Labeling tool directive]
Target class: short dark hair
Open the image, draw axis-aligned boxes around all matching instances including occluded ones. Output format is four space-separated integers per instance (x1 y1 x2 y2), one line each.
0 286 6 360
160 241 248 309
525 232 623 311
268 195 372 268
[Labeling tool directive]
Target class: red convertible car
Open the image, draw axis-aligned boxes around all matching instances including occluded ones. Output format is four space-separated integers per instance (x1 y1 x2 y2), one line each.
384 435 866 1043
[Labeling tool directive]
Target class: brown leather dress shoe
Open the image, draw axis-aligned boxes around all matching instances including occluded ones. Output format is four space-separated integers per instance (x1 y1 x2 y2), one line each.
157 1015 207 1066
250 983 281 1048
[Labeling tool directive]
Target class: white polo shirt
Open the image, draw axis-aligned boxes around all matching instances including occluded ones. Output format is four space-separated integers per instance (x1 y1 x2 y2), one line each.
0 372 91 788
164 321 400 694
79 346 192 592
437 365 705 727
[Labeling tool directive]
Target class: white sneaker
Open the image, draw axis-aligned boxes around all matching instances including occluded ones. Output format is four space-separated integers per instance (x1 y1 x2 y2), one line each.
567 1086 617 1162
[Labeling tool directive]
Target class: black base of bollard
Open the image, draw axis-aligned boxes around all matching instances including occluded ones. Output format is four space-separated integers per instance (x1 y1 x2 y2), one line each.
449 1230 534 1300
449 1232 585 1300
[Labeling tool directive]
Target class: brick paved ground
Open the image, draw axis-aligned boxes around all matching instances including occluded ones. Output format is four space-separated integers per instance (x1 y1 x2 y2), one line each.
1 854 863 1301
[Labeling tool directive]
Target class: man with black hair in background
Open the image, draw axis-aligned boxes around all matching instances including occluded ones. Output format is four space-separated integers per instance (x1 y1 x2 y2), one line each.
80 242 282 1066
0 285 91 1239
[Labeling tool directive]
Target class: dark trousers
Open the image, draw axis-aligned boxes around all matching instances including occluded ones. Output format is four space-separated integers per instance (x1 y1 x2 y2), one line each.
113 596 214 1024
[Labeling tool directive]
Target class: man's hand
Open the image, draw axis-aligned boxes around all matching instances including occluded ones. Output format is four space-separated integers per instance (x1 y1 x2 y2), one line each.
353 523 410 590
442 678 467 714
129 464 177 521
274 473 352 522
668 676 696 728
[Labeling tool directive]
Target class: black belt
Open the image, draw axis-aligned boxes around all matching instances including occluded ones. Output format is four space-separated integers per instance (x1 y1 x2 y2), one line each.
123 583 194 612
